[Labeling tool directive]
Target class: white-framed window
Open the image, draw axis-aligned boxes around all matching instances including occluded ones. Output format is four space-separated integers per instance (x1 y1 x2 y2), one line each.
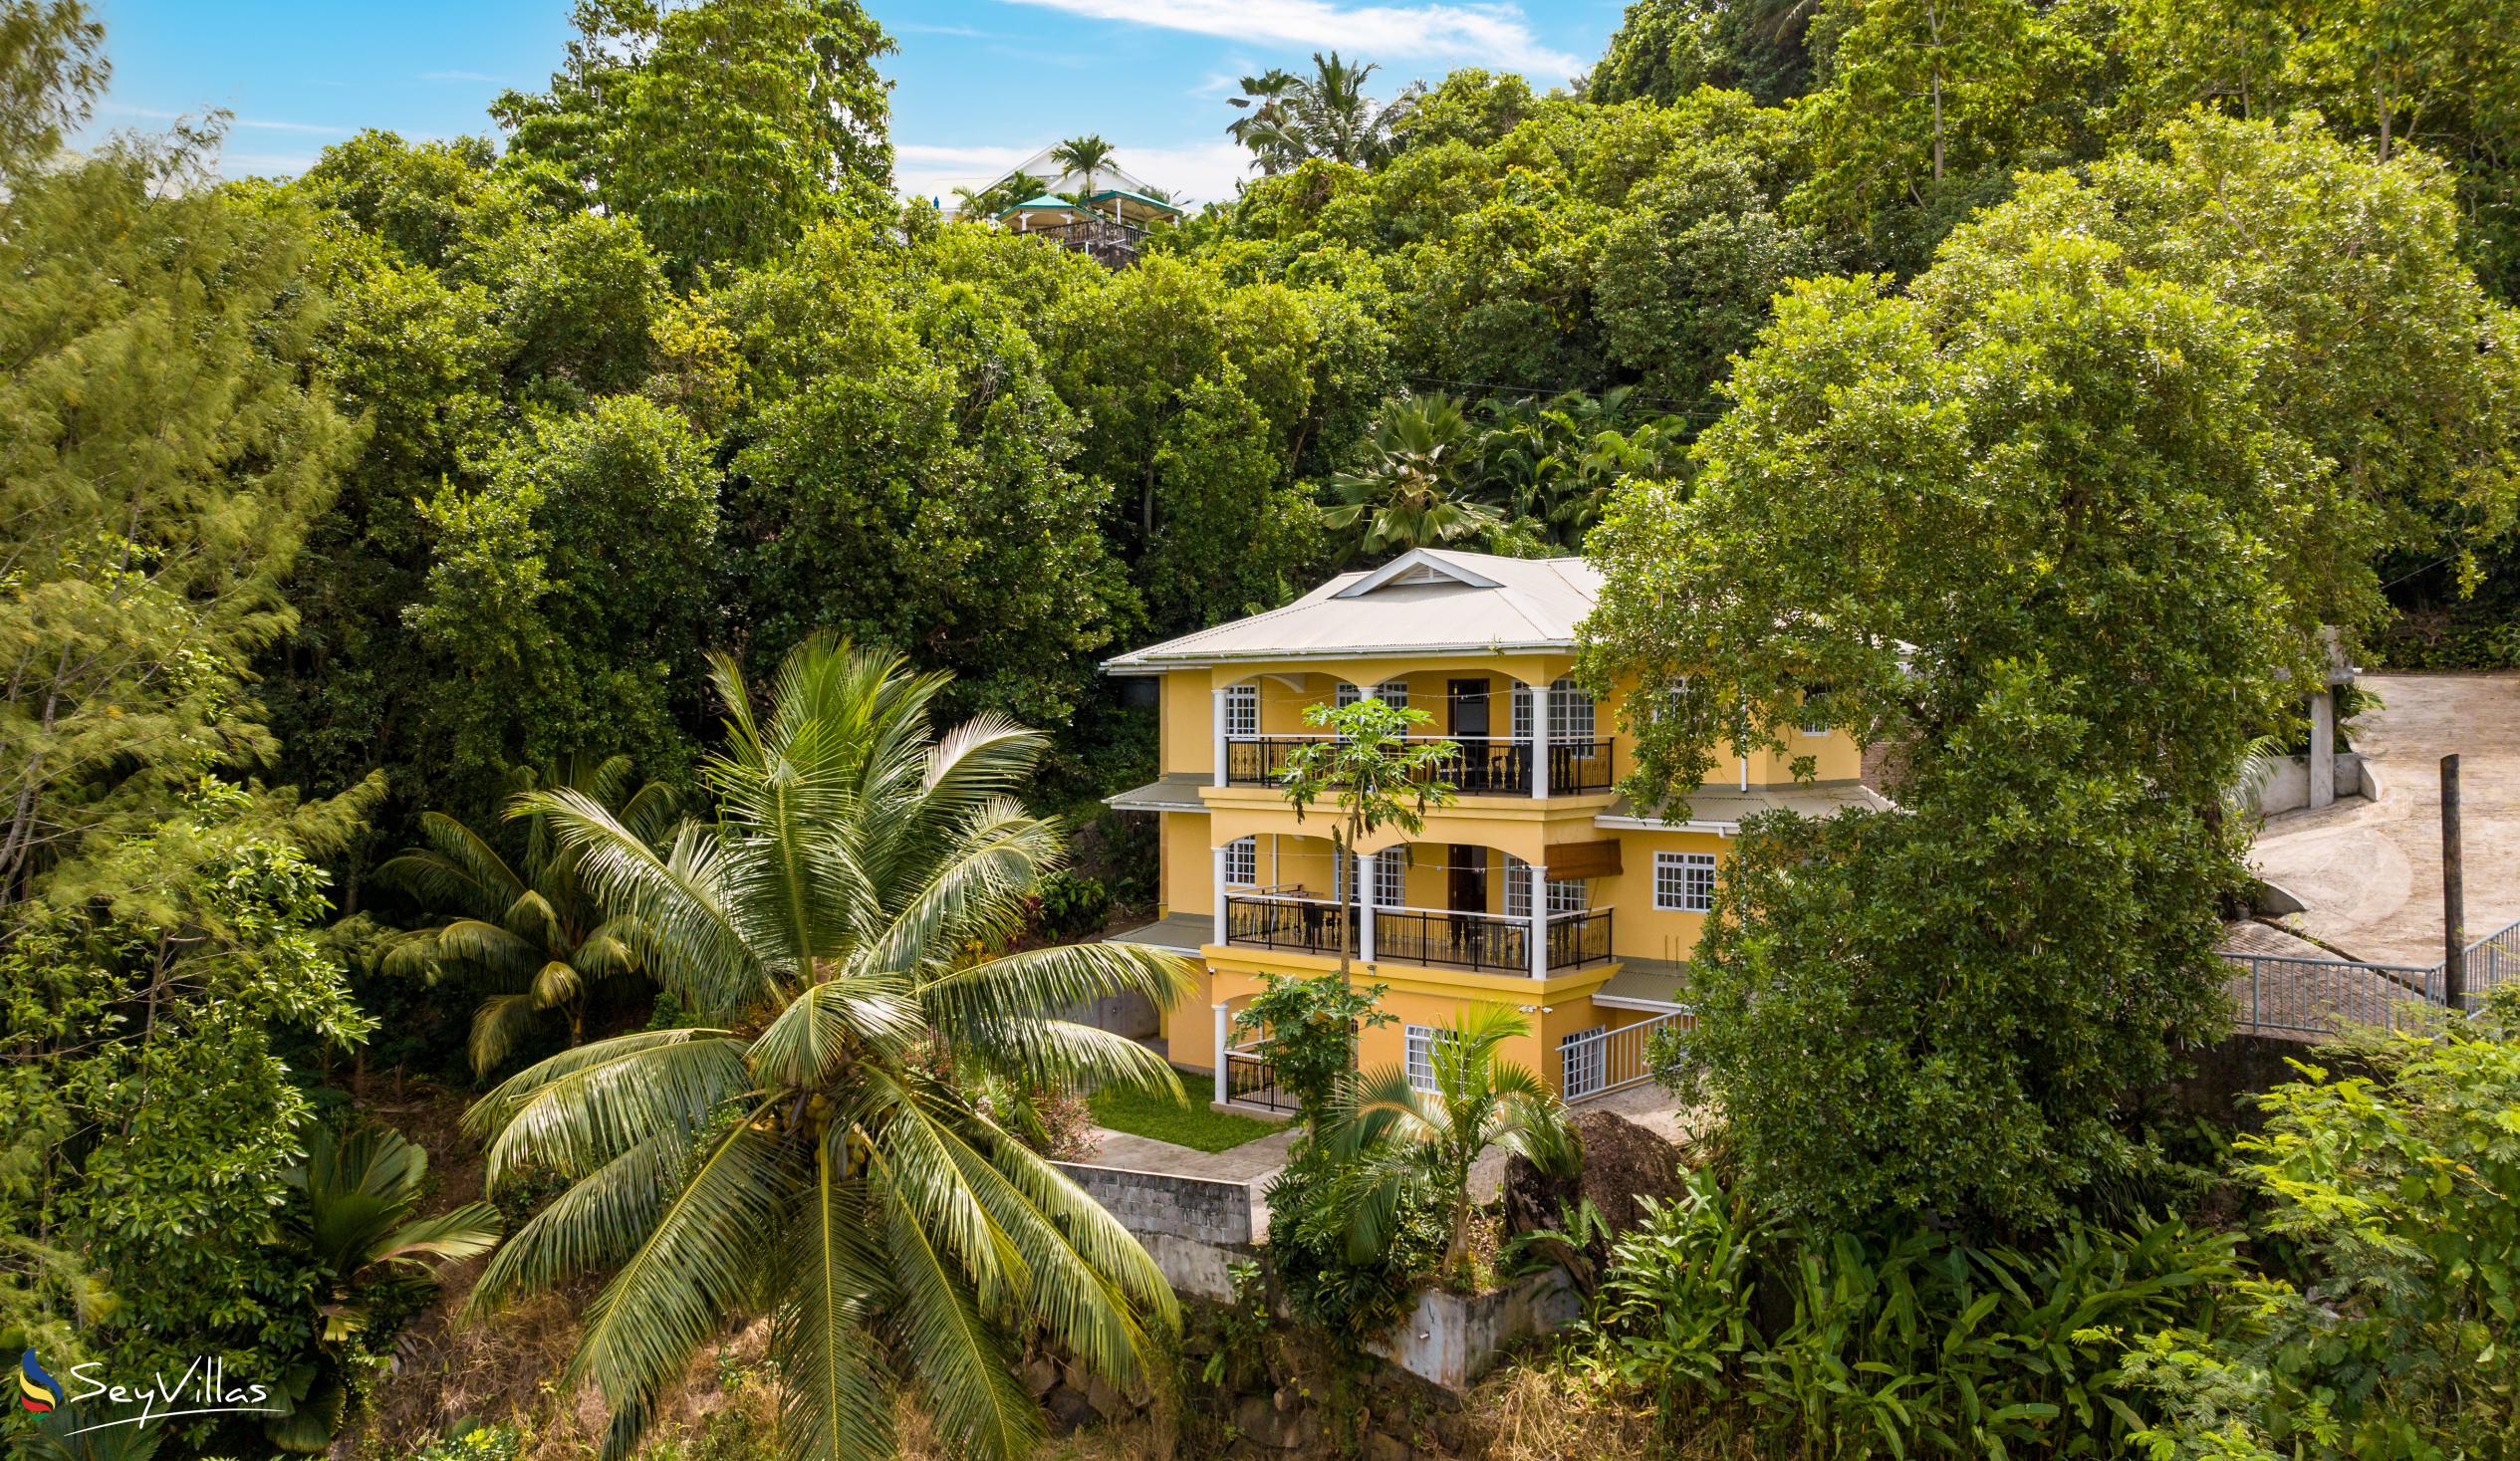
1376 678 1407 708
1503 855 1589 917
1223 836 1256 887
1224 683 1258 737
1336 681 1362 709
1404 1024 1451 1093
1560 1027 1606 1099
1373 851 1404 908
1654 851 1718 913
1511 678 1597 746
1799 688 1829 736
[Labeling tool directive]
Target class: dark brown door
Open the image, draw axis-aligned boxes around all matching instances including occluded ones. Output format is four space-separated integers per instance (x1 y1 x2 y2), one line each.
1447 846 1487 912
1448 678 1490 790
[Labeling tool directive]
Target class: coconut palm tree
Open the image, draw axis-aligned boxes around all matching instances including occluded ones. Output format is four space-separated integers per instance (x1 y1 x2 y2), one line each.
378 757 676 1076
1049 133 1117 197
1227 68 1307 174
1325 1003 1574 1282
462 636 1192 1461
1326 392 1502 556
1223 54 1409 170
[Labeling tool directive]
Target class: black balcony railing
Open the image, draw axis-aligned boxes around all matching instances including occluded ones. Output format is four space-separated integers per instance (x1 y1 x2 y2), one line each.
1546 908 1616 970
1223 893 1351 958
1221 736 1615 796
1373 907 1530 973
1222 894 1611 974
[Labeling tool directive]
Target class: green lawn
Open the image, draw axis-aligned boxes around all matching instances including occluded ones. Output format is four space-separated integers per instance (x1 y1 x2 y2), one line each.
1088 1081 1281 1153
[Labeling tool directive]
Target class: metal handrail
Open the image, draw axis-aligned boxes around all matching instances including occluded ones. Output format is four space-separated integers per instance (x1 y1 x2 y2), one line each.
2218 913 2520 1036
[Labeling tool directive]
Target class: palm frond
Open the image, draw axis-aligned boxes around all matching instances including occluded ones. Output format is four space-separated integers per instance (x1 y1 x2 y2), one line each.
469 1134 679 1314
771 1126 895 1461
747 973 927 1090
570 1105 793 1454
881 1183 1043 1461
520 789 773 1019
473 1034 753 1187
375 1202 504 1265
429 917 543 977
469 993 547 1079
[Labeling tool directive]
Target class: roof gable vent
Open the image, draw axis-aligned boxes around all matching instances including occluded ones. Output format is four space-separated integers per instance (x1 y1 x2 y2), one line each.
1333 548 1505 599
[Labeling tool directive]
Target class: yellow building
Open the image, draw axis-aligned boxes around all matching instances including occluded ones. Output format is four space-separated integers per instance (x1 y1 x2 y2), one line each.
1103 549 1886 1107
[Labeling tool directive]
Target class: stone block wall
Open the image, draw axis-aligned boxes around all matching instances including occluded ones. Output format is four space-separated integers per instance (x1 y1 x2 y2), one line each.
1052 1159 1264 1299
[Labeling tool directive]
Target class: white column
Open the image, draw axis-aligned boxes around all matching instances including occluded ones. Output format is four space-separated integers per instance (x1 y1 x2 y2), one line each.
1213 1001 1230 1105
1211 687 1228 788
1529 860 1548 978
1359 850 1378 964
1531 678 1551 799
2309 688 2337 809
1212 846 1228 946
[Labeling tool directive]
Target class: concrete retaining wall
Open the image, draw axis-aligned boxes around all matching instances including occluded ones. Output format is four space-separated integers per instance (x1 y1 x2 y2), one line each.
2251 752 2364 817
1368 1269 1582 1389
1052 1160 1264 1300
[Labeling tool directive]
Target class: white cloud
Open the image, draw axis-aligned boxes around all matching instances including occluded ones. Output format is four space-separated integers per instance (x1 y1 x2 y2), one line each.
994 0 1583 77
103 103 349 136
220 150 323 176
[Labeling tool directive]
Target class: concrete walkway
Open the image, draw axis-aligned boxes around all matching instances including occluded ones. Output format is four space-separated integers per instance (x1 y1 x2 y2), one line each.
2250 672 2520 966
1083 1123 1300 1183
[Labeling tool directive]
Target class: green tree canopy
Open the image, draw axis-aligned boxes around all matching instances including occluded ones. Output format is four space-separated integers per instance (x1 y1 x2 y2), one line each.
0 121 359 908
711 228 1131 730
496 0 896 284
1584 191 2361 1229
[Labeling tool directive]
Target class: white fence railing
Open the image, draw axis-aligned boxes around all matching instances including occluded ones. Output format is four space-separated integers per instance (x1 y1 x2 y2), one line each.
1559 1010 1691 1102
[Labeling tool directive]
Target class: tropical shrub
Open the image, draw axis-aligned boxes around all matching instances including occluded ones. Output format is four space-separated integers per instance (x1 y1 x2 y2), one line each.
1231 973 1396 1127
1321 1004 1575 1283
1587 1168 2245 1457
1028 869 1112 941
2126 996 2520 1459
1263 1139 1447 1341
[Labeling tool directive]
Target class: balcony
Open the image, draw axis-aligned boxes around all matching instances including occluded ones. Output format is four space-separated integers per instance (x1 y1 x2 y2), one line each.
1221 892 1613 975
1220 736 1616 796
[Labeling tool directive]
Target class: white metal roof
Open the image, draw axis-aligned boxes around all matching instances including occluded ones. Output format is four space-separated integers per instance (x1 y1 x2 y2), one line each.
1102 549 1603 673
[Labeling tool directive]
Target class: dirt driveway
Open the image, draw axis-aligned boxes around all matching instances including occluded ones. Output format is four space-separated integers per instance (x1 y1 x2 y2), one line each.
2250 673 2520 967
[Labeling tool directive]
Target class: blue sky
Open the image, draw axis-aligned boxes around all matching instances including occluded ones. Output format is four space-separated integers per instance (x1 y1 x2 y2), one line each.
83 0 1627 204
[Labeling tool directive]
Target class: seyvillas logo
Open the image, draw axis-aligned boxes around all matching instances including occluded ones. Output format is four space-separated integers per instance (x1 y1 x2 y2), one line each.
14 1353 279 1436
18 1351 61 1414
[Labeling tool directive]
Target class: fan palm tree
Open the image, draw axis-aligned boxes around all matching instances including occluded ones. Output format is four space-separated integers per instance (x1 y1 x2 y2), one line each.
378 757 677 1076
288 1124 504 1342
462 636 1193 1461
1049 133 1117 197
266 1125 503 1452
1325 1004 1574 1282
1326 392 1502 556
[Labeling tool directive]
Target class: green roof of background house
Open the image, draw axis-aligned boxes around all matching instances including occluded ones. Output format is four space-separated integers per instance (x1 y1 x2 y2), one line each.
1085 187 1183 215
994 194 1087 218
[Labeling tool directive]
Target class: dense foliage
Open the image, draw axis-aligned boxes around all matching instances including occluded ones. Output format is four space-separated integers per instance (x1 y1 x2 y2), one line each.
1586 1169 2248 1457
